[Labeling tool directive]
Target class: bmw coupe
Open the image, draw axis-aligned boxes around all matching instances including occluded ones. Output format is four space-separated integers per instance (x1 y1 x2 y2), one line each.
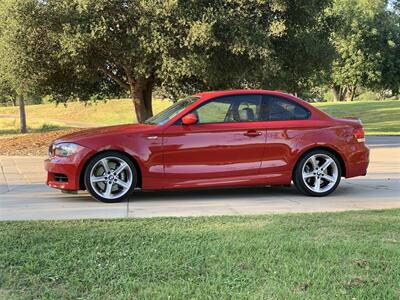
45 90 369 202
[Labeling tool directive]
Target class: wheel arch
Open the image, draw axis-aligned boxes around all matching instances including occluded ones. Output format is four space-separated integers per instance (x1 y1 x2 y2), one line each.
79 149 142 190
292 146 347 179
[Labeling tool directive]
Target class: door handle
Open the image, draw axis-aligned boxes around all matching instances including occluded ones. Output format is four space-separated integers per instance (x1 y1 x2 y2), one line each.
147 136 158 140
244 130 262 137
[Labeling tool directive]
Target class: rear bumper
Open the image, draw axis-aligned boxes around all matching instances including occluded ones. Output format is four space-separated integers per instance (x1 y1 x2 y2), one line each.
344 142 370 178
45 147 94 191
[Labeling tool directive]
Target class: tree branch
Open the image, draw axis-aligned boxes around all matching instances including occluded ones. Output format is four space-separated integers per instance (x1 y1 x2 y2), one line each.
97 65 130 90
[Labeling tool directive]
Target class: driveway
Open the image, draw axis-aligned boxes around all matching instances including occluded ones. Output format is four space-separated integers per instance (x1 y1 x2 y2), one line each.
1 136 399 220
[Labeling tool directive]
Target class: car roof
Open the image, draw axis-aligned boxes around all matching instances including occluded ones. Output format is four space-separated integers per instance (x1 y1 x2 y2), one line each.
194 89 295 99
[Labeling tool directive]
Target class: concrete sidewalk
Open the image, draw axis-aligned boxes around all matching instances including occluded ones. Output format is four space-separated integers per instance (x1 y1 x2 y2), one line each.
1 138 399 220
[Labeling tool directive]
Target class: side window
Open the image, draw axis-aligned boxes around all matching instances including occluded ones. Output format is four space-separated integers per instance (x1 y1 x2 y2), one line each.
195 101 231 123
261 96 310 121
194 95 262 124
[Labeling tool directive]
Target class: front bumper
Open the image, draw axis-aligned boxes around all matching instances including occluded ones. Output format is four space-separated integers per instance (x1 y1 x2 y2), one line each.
45 147 94 191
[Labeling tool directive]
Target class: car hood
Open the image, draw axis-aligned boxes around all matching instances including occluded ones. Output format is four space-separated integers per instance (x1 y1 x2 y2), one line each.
54 123 155 144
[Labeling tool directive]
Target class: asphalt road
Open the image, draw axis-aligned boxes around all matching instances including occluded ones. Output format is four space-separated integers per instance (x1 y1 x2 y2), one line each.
1 136 399 220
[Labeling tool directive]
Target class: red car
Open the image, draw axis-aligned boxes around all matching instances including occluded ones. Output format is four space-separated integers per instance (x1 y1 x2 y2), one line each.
45 90 369 202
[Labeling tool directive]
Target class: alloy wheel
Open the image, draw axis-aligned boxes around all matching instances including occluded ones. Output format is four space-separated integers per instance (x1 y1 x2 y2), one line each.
89 156 133 200
301 153 339 194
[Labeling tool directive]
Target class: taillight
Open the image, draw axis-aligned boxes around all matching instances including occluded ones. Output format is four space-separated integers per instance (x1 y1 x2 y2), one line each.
353 127 365 142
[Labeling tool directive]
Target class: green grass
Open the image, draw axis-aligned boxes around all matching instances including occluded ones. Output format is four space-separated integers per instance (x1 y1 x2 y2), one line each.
0 99 171 126
314 100 400 135
0 118 69 135
1 210 400 299
0 99 398 135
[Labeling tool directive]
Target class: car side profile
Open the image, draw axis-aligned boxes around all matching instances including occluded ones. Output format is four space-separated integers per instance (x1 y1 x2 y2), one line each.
45 90 369 202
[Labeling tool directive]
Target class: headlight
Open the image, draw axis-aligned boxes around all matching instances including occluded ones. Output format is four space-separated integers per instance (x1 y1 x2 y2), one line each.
53 143 81 157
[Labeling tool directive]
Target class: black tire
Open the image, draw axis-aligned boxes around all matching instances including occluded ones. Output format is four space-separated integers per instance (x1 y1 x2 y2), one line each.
84 151 137 203
293 149 342 197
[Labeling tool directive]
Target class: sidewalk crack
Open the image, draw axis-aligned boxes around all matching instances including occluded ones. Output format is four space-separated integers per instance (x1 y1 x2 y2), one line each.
0 158 10 193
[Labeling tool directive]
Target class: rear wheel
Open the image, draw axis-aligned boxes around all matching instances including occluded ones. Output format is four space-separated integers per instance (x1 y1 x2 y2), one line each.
293 150 341 197
84 151 137 203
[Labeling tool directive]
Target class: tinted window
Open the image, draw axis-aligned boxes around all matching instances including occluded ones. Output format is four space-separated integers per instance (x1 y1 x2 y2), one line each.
261 96 310 121
193 95 262 124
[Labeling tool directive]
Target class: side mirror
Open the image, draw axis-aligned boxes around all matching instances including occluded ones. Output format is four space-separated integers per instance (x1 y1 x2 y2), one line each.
182 113 198 125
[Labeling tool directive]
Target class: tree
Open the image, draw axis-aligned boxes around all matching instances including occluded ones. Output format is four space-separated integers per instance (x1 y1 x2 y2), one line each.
0 0 32 132
1 0 333 123
181 0 333 97
373 3 400 96
329 0 400 101
0 76 16 106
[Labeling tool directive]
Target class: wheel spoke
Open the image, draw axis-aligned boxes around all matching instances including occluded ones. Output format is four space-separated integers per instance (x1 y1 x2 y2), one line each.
116 179 130 189
103 182 113 198
303 172 315 179
91 176 106 183
324 175 336 183
321 158 333 171
114 162 128 175
100 158 111 173
310 156 318 170
314 178 321 192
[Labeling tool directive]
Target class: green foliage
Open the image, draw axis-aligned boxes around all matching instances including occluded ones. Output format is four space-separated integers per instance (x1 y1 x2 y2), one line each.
355 91 380 101
1 0 398 114
0 0 333 122
0 77 15 106
1 210 400 299
329 0 400 97
0 0 31 95
166 0 333 97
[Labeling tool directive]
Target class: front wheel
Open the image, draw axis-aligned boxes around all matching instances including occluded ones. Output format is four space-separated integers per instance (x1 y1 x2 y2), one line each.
84 152 137 203
293 150 341 197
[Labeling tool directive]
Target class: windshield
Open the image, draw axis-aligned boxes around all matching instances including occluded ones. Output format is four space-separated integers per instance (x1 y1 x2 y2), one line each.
145 96 199 125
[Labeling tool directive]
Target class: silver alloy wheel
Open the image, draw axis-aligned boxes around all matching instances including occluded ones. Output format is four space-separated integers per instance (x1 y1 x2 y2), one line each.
301 153 339 193
89 156 133 200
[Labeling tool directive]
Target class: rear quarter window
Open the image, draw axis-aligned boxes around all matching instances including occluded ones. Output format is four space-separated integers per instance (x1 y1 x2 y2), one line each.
262 96 311 121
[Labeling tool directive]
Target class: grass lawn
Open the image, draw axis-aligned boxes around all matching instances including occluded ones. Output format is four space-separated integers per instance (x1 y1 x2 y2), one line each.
0 118 69 135
314 100 400 135
0 99 171 134
1 210 400 299
0 99 398 135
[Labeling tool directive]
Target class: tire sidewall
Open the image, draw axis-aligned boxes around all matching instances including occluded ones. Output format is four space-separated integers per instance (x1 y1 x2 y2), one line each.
84 151 137 203
293 149 342 197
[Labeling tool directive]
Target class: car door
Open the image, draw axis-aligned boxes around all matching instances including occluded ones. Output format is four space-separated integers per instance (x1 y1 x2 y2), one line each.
259 94 313 176
162 94 267 180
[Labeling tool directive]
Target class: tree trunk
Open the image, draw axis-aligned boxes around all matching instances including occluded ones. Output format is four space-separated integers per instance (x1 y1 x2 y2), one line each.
340 87 347 101
12 97 17 106
130 76 154 123
18 94 27 133
346 86 356 102
332 86 341 102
